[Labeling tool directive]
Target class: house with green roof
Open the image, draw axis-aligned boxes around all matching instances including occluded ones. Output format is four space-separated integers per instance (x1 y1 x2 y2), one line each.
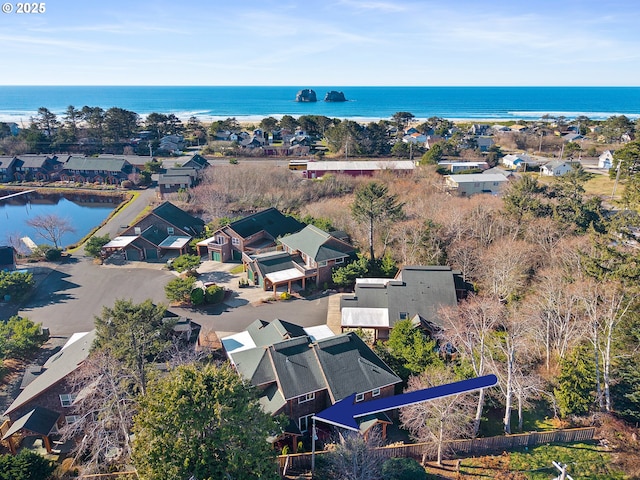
102 201 204 261
60 155 137 184
279 224 356 284
243 225 356 293
222 319 400 452
196 207 304 262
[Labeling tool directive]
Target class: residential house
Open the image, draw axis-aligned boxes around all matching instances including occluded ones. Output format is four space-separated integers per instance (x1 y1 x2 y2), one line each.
0 245 17 271
445 173 509 196
244 225 356 292
0 156 17 182
159 134 185 153
437 161 489 173
279 225 356 285
563 133 583 143
2 331 96 454
302 160 415 179
157 167 198 198
196 208 304 262
540 160 580 177
340 266 470 340
501 153 537 170
476 136 495 152
599 150 615 170
222 319 401 450
180 153 209 171
470 124 491 136
425 135 445 150
11 155 62 181
102 201 204 261
60 156 136 184
483 167 517 179
402 132 427 144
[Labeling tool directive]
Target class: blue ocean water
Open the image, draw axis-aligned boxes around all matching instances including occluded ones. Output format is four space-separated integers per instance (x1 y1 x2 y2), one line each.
1 86 639 122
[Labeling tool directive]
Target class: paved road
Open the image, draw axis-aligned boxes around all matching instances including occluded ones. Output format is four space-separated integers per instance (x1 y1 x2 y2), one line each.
91 187 157 240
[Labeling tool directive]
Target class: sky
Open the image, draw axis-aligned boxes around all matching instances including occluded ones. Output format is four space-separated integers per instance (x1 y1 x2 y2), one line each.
1 0 640 86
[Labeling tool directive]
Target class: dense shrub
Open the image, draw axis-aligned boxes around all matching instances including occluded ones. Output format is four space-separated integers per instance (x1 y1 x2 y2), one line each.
0 315 47 359
0 270 35 302
0 450 55 480
381 457 427 480
85 234 111 258
170 254 201 273
165 276 197 304
44 247 62 261
205 284 225 304
190 287 205 306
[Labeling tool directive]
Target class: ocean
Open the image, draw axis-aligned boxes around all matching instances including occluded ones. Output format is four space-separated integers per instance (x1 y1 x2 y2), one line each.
1 86 639 123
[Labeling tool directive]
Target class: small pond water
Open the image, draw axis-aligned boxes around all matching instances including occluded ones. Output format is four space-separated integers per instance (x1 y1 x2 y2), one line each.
0 193 119 250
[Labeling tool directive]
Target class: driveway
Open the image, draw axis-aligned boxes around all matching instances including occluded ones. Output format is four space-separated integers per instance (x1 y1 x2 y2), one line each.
3 255 332 341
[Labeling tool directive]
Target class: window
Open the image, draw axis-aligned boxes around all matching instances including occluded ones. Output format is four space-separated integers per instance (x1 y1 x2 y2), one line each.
134 227 141 235
298 392 315 404
355 393 365 402
216 236 225 244
167 227 175 235
59 393 76 407
299 413 314 433
335 257 344 265
372 388 381 397
65 415 80 425
232 237 240 246
399 312 409 320
318 260 327 267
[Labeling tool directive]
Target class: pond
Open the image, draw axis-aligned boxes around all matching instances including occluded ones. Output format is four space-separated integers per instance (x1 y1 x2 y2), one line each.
0 191 121 250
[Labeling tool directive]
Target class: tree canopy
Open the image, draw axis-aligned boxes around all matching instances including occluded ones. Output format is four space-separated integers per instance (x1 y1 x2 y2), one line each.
132 363 280 480
351 181 404 261
94 298 176 394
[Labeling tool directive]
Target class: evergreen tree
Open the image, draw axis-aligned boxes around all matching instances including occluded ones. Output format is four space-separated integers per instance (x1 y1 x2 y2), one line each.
133 363 280 480
555 343 596 417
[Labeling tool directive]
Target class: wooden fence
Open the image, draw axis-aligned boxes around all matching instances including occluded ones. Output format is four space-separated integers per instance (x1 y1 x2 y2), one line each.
277 427 596 472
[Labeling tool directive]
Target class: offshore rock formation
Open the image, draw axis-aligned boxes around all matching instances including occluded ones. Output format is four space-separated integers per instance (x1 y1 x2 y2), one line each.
295 89 317 102
324 90 347 102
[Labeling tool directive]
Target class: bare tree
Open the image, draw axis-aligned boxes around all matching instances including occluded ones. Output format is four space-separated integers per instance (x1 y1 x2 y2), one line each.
477 239 538 303
526 268 586 372
59 351 136 473
400 368 475 465
25 213 75 249
488 305 537 434
317 429 384 480
439 295 504 436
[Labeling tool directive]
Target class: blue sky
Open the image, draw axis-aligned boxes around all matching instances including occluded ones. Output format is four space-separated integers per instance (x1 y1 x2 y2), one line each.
1 0 639 86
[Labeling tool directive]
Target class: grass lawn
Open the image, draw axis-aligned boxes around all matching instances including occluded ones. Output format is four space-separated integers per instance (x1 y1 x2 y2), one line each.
458 442 624 480
229 264 244 274
479 402 557 438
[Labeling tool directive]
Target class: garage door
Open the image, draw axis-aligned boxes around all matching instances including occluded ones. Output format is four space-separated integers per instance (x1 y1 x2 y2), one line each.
126 249 141 261
211 251 221 262
145 249 158 260
232 250 242 261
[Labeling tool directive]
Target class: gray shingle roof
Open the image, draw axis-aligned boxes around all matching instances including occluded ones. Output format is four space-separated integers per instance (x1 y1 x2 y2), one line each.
230 330 401 404
340 266 461 329
228 208 304 240
246 318 306 347
280 225 355 262
151 201 204 236
2 407 60 439
313 333 400 402
64 156 131 173
4 330 96 416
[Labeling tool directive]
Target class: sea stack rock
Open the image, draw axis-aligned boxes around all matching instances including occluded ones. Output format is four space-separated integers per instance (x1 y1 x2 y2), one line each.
324 90 347 102
295 89 317 102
